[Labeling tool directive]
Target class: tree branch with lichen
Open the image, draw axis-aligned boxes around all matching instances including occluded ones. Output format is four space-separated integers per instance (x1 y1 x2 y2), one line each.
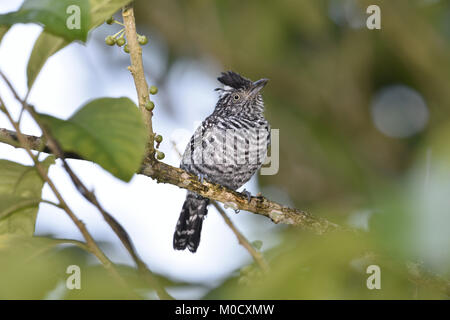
0 127 340 234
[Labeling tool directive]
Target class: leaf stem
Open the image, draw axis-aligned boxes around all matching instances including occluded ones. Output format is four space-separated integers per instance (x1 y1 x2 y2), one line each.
112 28 125 39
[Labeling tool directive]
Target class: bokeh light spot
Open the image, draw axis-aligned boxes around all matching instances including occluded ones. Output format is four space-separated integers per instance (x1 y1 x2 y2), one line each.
371 85 429 138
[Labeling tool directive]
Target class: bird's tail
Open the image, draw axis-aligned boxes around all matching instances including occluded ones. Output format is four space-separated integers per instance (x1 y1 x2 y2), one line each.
173 191 209 253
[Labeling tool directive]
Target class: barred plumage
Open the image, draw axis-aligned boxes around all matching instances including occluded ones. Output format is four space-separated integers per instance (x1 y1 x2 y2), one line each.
173 71 270 252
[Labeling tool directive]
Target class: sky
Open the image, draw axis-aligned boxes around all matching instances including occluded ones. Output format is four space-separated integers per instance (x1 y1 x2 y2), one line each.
0 1 281 298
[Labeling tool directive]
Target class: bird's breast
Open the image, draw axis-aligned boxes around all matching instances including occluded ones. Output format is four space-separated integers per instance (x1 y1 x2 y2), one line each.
181 115 270 189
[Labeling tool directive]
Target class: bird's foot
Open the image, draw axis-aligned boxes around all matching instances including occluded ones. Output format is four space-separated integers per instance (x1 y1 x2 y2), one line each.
241 189 252 204
197 173 206 184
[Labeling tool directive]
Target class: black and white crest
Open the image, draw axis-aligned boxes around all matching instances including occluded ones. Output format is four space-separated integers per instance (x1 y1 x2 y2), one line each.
217 71 252 90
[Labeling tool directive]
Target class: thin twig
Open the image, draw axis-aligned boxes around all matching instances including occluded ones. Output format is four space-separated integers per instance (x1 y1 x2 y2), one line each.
212 201 270 273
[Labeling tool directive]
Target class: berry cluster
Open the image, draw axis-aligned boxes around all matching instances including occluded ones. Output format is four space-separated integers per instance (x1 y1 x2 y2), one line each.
104 17 164 161
149 86 164 160
104 16 148 53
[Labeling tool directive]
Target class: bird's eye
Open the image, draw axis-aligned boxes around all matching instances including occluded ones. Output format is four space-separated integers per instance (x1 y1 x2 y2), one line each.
233 94 240 101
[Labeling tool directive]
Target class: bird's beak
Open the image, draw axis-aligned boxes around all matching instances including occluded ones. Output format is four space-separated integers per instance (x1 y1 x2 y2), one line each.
250 78 269 96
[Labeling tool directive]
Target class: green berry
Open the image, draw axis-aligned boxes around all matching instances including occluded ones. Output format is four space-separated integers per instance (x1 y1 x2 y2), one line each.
149 85 158 95
145 101 155 111
106 17 114 25
252 240 263 250
155 135 163 143
138 35 148 45
116 37 125 47
105 36 115 46
123 44 130 53
156 151 165 160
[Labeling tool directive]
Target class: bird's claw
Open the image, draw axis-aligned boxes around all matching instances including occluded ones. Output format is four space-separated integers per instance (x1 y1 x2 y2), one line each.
197 173 206 184
241 189 252 204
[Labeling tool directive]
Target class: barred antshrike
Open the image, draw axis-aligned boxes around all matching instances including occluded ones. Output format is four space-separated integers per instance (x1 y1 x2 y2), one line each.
173 71 270 252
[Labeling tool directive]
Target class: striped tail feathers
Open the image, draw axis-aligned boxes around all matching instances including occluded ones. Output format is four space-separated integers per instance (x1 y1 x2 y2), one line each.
173 192 210 253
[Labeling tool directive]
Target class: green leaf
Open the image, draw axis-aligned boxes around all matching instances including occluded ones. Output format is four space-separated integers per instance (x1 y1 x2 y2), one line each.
0 195 41 221
0 234 86 299
39 97 148 182
89 0 132 29
0 0 90 42
0 234 65 253
27 32 70 90
0 157 54 236
26 0 131 90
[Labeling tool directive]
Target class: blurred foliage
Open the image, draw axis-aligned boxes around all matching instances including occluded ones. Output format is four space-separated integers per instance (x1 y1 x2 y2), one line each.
133 0 449 298
205 231 445 299
0 0 449 299
0 236 180 299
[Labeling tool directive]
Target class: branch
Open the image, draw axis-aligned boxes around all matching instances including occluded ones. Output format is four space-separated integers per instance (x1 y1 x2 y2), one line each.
122 3 155 159
141 161 342 234
0 127 340 234
0 128 81 159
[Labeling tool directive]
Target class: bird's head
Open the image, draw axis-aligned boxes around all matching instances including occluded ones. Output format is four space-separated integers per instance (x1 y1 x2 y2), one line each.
215 71 268 116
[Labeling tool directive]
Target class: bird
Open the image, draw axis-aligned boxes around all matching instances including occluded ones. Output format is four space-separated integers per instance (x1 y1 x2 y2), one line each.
173 71 270 253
